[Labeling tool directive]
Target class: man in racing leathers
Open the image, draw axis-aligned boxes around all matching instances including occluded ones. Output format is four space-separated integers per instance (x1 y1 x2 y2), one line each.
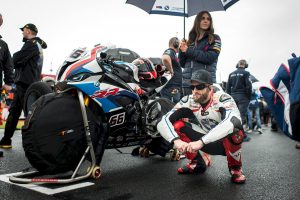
157 69 246 184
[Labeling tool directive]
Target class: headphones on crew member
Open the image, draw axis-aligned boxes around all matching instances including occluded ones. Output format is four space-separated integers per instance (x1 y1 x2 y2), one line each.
236 59 248 68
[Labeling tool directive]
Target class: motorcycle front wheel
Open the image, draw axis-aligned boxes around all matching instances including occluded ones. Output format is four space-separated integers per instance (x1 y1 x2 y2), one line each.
23 81 53 116
22 92 107 174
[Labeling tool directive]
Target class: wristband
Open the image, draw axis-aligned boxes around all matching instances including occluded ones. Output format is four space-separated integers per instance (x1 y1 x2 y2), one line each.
200 138 205 145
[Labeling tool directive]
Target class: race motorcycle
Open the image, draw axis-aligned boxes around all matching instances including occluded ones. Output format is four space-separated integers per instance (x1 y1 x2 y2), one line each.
10 45 175 184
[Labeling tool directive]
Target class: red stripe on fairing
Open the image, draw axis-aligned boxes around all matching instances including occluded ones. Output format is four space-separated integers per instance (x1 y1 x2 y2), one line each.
65 46 101 79
151 71 157 79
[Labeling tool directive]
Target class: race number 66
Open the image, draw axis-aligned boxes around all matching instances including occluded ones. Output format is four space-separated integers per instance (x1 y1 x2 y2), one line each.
109 112 125 127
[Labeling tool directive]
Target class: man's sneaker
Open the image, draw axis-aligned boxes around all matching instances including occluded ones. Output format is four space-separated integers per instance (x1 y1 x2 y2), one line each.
244 126 250 132
247 129 253 133
0 138 12 149
230 168 246 184
257 128 263 134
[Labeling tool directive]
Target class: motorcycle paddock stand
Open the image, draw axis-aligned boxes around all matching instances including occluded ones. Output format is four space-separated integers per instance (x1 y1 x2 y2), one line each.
9 91 102 184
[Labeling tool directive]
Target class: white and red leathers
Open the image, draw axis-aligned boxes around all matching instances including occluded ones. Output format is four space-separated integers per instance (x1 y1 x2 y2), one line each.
157 89 245 170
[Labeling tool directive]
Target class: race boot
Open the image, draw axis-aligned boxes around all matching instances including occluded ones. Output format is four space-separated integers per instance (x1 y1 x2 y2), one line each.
223 136 246 184
229 167 246 184
177 152 207 174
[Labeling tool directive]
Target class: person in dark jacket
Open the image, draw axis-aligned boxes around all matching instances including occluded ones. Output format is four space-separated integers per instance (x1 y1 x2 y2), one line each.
0 15 14 91
226 59 252 141
179 11 221 96
0 23 47 149
0 13 14 156
0 35 14 89
160 37 182 103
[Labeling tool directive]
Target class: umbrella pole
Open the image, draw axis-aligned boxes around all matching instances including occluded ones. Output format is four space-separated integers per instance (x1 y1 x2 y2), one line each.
183 0 186 39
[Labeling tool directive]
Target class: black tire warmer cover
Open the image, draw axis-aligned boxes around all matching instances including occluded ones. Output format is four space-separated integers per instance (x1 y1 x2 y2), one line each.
22 93 102 174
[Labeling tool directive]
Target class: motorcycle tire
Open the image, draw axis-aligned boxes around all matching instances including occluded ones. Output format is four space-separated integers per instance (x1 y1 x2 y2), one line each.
22 93 105 174
24 81 53 116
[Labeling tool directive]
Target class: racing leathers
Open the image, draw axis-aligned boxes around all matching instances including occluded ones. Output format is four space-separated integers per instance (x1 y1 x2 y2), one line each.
157 89 245 173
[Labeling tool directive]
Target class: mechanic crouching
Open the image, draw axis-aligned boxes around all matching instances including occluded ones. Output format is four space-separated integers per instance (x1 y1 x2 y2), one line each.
157 69 246 184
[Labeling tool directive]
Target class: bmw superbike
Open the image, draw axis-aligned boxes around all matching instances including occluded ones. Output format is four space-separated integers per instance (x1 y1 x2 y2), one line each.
9 45 175 184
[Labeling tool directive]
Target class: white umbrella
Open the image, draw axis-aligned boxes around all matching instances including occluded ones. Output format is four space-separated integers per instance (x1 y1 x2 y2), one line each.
126 0 239 38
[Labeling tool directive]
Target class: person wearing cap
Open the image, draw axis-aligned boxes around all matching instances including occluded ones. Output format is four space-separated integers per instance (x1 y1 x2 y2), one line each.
0 23 47 149
226 59 252 142
0 14 14 156
157 69 247 184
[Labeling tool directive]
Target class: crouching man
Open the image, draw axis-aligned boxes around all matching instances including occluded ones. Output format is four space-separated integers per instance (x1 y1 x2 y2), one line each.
157 69 246 184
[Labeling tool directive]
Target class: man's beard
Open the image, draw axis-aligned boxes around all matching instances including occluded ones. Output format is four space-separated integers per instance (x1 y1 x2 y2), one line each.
194 90 210 104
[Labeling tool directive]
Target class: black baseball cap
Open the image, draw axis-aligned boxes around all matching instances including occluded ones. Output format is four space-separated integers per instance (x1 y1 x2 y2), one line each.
20 23 38 33
190 69 213 85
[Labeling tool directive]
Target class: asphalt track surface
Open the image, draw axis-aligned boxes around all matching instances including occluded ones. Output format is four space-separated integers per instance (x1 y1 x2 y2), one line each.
0 126 299 200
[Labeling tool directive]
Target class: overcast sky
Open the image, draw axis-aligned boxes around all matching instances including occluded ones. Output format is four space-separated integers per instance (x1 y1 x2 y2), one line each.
1 0 300 85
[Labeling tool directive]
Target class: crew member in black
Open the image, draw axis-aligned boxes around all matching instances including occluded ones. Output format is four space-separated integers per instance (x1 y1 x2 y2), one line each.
0 23 47 149
0 13 14 155
226 59 252 141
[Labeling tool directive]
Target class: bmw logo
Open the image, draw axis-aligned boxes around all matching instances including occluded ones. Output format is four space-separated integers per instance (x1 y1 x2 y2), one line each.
95 81 100 87
164 5 169 10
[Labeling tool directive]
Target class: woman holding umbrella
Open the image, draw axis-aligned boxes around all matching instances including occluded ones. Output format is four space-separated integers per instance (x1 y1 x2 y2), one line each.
179 11 221 96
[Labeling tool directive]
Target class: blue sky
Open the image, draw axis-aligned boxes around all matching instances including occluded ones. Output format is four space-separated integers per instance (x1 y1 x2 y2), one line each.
1 0 300 85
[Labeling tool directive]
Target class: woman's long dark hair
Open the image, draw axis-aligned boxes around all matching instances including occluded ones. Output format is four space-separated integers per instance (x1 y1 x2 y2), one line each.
187 11 215 45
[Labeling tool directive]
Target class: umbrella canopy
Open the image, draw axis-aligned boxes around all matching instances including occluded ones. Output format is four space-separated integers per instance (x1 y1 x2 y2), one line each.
104 48 140 63
126 0 239 37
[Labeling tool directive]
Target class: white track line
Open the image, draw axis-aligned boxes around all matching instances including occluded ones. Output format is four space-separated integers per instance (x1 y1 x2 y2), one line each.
0 172 94 195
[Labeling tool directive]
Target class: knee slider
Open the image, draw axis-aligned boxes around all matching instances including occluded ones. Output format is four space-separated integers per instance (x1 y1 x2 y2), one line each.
230 116 243 130
173 120 185 132
229 130 244 145
229 116 244 145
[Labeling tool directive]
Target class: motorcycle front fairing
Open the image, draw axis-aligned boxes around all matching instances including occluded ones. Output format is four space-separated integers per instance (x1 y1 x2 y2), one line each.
69 75 139 113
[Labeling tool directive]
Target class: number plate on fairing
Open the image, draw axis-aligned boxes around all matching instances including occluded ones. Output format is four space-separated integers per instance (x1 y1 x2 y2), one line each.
109 112 125 127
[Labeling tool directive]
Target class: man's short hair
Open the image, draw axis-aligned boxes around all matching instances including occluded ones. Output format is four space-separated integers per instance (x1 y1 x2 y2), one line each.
169 37 180 48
